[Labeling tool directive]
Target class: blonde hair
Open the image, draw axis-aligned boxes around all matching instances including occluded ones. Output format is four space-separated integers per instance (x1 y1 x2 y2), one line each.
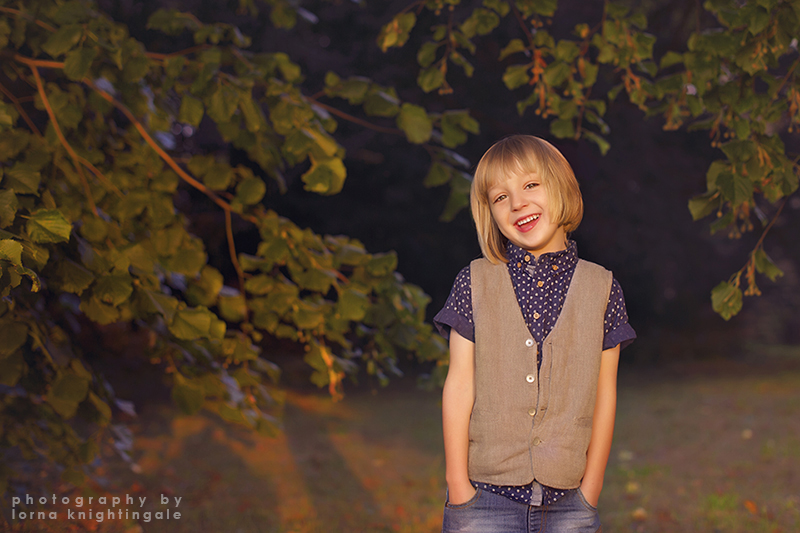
470 135 583 264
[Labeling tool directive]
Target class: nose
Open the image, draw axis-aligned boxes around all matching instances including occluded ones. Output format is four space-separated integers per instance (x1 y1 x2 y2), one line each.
509 192 527 211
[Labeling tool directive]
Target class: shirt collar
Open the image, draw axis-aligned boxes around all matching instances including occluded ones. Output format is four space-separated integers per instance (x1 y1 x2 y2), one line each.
505 240 578 271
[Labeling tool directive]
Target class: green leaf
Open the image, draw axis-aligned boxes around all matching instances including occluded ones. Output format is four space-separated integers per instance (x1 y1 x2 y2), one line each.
366 252 398 276
63 47 98 81
172 374 205 415
550 118 575 139
450 52 475 77
303 127 339 157
417 42 440 68
0 351 24 386
123 55 150 83
292 303 325 329
688 191 718 221
179 95 204 127
301 157 346 195
0 239 23 265
711 281 742 320
543 62 571 86
21 241 49 270
55 260 94 294
397 103 432 144
5 163 41 194
243 274 273 295
377 12 416 52
582 130 610 156
484 0 510 16
705 160 728 190
49 372 90 403
80 296 120 325
147 8 202 35
208 84 240 123
417 66 445 93
363 91 400 117
753 248 783 282
0 320 28 358
78 439 100 463
327 77 371 105
92 274 134 307
440 172 472 222
502 64 531 90
555 40 580 62
218 292 248 322
716 172 752 206
170 307 225 340
748 7 771 34
0 102 14 127
236 178 266 205
88 391 111 423
202 162 234 190
239 92 263 132
531 0 558 16
0 189 18 228
424 161 453 187
460 8 500 38
660 51 684 69
337 288 369 321
41 24 83 58
270 3 297 29
26 209 72 243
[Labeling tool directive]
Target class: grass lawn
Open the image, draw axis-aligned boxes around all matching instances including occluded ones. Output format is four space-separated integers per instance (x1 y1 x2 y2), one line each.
6 349 800 532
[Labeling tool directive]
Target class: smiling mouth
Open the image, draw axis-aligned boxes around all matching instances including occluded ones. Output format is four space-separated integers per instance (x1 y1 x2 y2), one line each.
516 214 540 227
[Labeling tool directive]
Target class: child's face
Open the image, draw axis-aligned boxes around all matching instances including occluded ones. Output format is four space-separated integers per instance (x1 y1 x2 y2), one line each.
487 170 567 257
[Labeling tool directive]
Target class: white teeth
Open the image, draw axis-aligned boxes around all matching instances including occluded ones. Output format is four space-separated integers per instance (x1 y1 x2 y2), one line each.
516 214 540 226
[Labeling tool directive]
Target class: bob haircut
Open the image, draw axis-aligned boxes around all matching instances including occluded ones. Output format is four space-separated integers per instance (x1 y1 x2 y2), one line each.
470 135 583 264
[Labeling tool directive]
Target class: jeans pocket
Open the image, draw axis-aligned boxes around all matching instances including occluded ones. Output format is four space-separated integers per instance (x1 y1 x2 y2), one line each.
576 488 598 512
445 487 481 510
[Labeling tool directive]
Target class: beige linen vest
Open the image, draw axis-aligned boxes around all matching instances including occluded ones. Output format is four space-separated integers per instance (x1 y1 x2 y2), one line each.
468 257 612 489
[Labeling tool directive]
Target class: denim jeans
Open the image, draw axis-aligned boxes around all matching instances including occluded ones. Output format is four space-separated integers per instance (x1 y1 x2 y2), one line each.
442 486 601 533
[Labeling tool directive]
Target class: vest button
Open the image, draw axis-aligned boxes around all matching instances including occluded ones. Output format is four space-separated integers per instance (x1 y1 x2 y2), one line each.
525 339 534 347
537 281 544 287
528 408 537 417
524 255 531 262
532 437 542 446
526 374 535 383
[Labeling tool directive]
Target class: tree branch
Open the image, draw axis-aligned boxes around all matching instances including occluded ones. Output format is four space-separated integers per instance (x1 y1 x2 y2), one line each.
0 81 42 136
27 63 99 216
146 45 212 61
14 55 123 197
225 209 245 291
306 98 403 136
0 6 57 32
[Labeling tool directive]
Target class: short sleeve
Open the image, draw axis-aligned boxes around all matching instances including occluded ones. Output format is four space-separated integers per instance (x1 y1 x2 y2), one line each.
603 278 636 350
433 266 475 342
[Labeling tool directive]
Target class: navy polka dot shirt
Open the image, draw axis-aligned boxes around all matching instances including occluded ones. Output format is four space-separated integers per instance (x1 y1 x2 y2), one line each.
434 240 636 507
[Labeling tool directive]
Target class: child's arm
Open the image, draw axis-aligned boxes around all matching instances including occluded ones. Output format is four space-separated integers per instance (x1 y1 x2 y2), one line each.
580 344 621 507
442 330 476 505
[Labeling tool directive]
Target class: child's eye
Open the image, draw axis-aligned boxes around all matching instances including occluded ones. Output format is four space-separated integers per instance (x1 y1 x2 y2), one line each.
493 194 507 203
525 182 540 189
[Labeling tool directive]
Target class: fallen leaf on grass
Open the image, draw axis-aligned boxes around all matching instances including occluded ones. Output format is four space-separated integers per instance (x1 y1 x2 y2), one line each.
744 500 758 515
632 507 648 521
